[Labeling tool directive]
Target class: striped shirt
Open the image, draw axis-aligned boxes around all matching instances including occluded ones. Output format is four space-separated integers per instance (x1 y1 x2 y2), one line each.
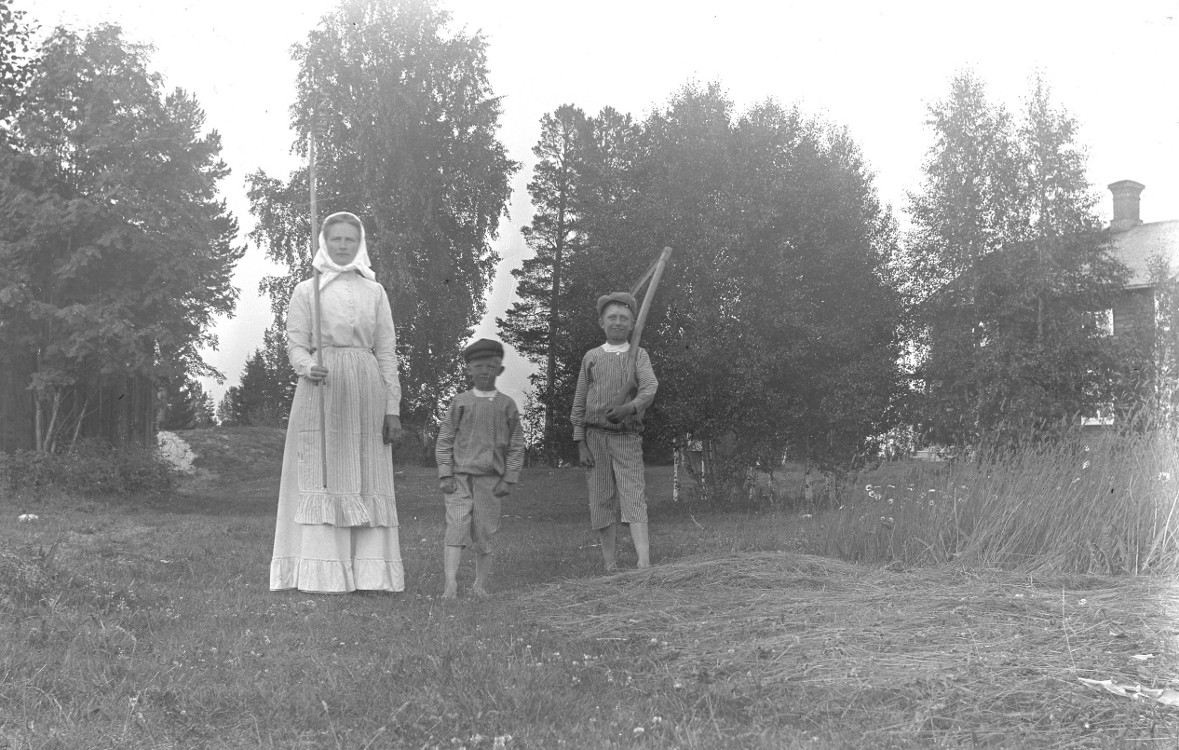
436 391 525 483
571 344 658 441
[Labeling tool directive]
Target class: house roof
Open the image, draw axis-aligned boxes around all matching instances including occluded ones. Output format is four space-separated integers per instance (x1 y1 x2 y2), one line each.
1110 220 1179 288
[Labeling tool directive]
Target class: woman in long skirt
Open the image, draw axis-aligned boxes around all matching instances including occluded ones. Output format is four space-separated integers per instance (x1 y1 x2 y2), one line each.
270 211 405 593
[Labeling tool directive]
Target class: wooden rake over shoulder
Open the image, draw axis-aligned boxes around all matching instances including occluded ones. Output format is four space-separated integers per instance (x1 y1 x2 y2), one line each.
613 246 674 408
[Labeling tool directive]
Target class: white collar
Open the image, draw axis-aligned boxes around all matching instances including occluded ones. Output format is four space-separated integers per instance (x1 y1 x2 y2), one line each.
473 388 498 398
601 342 630 354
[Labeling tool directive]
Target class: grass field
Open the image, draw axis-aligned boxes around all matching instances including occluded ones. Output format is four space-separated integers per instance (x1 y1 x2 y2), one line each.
3 427 1179 748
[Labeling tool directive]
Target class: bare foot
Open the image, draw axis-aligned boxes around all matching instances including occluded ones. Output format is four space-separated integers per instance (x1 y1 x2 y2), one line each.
471 583 490 598
441 584 457 599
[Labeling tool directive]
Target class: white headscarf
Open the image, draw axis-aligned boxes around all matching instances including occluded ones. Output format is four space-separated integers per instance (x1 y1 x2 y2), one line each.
312 211 377 290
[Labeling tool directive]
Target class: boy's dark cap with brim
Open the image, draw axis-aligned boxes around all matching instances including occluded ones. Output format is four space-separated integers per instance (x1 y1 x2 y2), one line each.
463 338 505 362
596 292 637 316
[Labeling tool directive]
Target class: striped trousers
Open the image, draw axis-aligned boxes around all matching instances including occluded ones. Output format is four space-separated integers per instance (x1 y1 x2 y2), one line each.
584 428 648 530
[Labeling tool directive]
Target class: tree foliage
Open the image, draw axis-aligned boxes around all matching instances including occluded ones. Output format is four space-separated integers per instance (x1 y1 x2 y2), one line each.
501 83 906 489
219 324 297 426
499 104 644 463
905 71 1129 443
0 24 242 450
0 0 33 142
638 88 904 485
159 376 216 430
1151 257 1179 422
247 0 517 429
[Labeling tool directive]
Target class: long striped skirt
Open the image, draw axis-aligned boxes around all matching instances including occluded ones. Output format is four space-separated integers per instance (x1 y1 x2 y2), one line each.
269 347 405 593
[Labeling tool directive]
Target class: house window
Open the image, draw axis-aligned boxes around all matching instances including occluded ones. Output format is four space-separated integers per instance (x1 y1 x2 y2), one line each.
1087 308 1114 336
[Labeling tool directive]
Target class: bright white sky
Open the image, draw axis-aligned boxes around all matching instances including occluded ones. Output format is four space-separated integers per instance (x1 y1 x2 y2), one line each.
18 0 1179 410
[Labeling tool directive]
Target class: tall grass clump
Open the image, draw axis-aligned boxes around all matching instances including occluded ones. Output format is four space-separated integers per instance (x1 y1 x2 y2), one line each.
813 427 1179 575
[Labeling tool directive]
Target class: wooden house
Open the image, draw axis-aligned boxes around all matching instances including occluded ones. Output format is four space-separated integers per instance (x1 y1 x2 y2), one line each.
1106 180 1179 340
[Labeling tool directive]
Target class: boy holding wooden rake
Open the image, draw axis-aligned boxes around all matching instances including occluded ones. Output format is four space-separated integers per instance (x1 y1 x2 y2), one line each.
571 292 659 571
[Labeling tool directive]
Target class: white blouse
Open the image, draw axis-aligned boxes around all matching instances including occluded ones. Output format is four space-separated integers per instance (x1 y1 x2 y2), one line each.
286 272 401 415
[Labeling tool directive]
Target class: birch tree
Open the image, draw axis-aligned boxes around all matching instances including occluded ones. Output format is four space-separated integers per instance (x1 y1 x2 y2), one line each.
906 70 1128 442
248 0 517 431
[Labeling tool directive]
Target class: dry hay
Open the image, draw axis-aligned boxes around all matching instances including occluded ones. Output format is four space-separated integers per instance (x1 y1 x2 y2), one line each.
518 552 1179 747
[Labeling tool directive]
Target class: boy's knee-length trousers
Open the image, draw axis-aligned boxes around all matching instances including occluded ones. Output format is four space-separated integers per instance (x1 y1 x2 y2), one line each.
584 428 648 530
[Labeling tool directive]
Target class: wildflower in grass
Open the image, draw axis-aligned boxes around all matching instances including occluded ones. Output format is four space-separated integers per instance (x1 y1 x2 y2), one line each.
1082 460 1091 470
1160 472 1172 482
633 727 645 736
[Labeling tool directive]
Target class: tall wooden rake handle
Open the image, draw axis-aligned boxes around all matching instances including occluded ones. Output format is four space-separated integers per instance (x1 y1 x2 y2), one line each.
616 246 674 405
310 108 328 489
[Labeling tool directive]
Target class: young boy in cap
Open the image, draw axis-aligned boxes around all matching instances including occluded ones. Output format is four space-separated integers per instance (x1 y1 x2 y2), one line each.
436 338 525 598
571 292 658 570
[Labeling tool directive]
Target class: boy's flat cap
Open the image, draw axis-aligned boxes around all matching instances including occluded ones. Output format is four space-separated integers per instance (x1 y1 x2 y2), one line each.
462 338 504 362
596 292 638 316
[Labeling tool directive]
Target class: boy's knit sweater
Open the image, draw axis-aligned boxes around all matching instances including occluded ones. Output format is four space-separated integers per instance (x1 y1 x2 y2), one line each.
435 391 525 483
570 344 658 441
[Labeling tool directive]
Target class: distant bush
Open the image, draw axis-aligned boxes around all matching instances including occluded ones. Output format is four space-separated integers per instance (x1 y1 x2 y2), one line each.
0 440 176 497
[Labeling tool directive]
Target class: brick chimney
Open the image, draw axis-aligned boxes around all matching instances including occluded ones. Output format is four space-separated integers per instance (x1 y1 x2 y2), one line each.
1108 180 1145 231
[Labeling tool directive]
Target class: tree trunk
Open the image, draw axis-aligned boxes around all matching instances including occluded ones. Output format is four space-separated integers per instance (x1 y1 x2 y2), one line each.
544 180 568 465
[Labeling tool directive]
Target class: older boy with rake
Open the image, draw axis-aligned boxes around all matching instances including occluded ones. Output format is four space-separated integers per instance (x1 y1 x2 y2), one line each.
435 338 525 598
571 292 659 571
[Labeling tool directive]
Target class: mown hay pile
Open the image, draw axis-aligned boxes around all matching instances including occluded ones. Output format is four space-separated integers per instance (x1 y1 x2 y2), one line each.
519 552 1179 747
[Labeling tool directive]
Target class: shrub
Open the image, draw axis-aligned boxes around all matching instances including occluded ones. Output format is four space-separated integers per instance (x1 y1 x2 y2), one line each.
0 440 176 497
